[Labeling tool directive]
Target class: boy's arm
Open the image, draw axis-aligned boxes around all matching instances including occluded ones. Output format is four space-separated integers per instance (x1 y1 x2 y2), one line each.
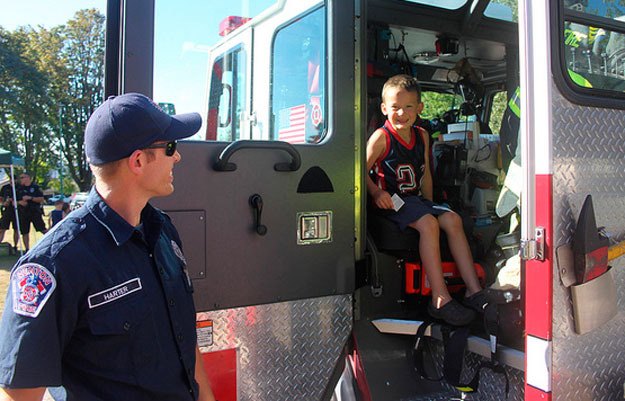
366 129 393 210
419 129 433 201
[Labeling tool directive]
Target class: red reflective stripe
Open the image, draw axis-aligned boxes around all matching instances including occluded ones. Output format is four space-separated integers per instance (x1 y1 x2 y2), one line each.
525 173 553 339
524 173 553 401
350 335 372 401
526 383 552 401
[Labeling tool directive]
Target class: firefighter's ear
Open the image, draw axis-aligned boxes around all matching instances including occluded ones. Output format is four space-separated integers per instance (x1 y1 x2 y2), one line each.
126 150 146 174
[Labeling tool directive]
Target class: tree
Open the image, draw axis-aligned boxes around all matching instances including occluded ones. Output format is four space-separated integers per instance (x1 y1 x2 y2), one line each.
56 9 105 191
0 26 52 181
0 9 105 191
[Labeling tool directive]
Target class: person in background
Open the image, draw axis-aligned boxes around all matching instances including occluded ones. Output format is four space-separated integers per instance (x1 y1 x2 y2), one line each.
0 177 19 252
0 93 215 401
48 199 65 228
16 172 47 251
62 201 70 217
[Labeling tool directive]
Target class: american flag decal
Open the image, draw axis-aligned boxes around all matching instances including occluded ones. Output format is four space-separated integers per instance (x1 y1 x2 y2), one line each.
278 104 306 144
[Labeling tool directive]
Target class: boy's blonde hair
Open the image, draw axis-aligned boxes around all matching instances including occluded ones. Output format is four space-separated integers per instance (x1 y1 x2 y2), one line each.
382 74 422 102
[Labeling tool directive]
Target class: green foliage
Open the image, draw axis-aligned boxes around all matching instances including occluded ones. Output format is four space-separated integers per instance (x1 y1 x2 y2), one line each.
47 177 79 195
488 91 508 134
0 9 104 191
420 91 462 120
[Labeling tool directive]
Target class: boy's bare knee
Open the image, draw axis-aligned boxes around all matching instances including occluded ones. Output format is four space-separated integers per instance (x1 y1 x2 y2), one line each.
411 214 438 233
439 212 462 230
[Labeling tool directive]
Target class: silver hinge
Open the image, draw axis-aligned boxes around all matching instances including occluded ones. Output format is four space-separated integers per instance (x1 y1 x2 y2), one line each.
520 227 545 261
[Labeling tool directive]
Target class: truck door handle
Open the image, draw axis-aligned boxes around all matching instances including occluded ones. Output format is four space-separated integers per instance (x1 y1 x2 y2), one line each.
249 194 267 236
214 140 301 172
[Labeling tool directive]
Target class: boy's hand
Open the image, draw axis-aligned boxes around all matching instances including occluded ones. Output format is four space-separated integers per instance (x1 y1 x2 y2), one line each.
372 190 394 210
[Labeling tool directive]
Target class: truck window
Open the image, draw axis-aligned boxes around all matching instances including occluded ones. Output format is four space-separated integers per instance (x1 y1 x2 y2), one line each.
488 90 508 135
484 0 517 22
271 6 326 144
420 91 463 120
207 47 247 141
560 1 625 93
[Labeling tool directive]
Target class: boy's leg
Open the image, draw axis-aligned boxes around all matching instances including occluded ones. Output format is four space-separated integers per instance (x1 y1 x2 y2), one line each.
408 214 453 308
437 212 482 295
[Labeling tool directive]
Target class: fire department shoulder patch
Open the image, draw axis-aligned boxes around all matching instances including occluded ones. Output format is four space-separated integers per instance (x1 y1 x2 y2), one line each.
11 263 56 318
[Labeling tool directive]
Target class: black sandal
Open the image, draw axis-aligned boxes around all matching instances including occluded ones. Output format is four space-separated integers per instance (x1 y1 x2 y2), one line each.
463 290 490 313
428 299 475 326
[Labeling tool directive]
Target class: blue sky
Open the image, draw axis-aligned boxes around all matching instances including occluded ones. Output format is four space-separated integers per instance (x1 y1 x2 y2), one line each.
0 0 107 30
0 0 274 136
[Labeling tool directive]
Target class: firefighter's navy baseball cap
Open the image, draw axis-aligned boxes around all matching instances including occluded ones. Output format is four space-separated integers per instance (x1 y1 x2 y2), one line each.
84 92 202 165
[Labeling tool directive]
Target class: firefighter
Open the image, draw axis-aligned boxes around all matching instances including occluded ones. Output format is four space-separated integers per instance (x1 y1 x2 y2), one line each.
0 93 215 401
15 172 47 252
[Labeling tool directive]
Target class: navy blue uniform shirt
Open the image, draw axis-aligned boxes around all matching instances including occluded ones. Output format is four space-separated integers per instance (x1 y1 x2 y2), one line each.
0 188 199 401
17 183 43 213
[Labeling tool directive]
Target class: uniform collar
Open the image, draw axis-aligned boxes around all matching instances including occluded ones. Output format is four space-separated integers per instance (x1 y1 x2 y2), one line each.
85 187 164 246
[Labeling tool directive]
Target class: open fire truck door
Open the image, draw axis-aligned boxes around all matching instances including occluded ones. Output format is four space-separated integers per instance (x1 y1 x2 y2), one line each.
105 1 359 400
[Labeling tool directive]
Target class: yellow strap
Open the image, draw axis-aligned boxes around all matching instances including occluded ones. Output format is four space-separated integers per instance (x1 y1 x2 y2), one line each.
507 87 521 118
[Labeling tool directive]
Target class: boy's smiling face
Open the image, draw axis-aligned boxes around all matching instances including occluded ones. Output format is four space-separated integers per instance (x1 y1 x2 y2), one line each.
381 87 423 134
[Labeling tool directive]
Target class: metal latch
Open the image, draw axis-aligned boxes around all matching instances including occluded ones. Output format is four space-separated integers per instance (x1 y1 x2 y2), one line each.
521 227 545 261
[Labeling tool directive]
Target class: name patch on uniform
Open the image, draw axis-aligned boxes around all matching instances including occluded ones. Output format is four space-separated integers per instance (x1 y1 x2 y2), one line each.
88 278 142 309
12 263 56 318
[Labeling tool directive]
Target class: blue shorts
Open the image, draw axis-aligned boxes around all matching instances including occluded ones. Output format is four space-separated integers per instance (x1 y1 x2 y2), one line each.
382 196 452 231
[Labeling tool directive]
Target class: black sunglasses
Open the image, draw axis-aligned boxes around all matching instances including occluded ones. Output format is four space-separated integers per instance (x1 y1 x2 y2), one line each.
143 141 177 156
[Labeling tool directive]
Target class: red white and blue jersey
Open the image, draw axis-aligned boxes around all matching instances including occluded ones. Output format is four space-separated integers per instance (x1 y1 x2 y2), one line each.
371 120 427 197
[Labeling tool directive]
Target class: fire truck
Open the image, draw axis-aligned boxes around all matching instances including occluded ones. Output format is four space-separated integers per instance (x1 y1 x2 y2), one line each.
105 0 625 400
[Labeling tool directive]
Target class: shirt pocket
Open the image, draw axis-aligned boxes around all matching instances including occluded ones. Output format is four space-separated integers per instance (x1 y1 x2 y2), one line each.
86 297 158 374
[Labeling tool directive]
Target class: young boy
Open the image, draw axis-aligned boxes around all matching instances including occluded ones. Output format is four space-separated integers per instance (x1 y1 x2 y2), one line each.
366 74 488 326
48 199 65 228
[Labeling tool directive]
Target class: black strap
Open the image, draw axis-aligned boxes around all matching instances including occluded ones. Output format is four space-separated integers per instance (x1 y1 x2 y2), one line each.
412 314 510 397
412 321 443 382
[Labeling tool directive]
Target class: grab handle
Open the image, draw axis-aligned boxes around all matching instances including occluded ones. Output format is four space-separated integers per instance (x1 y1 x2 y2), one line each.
249 194 267 236
214 140 301 172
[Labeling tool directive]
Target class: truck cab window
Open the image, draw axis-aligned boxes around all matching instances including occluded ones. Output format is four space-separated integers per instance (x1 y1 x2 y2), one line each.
271 6 326 144
562 2 625 92
207 47 247 141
